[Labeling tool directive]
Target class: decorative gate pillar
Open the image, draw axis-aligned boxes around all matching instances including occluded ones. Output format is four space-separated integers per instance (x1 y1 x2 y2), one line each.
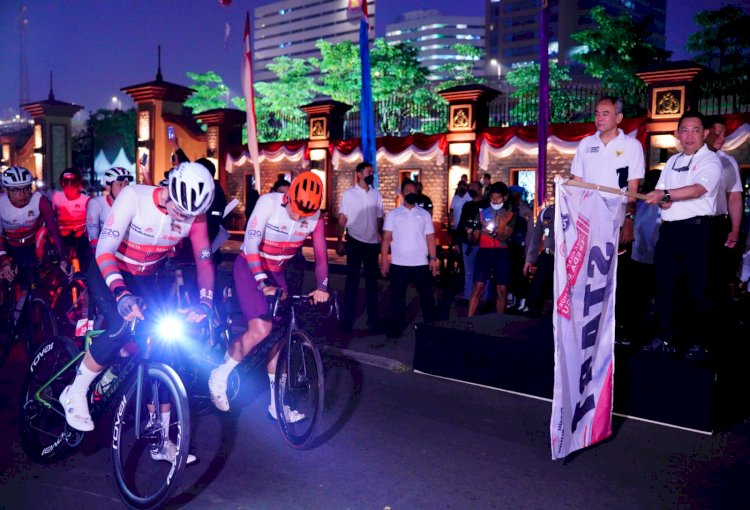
194 108 245 190
300 99 351 213
20 89 83 189
438 84 499 195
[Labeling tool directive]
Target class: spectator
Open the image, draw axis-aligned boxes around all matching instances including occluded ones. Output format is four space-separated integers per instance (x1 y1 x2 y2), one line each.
337 162 384 333
524 204 555 316
447 181 471 276
468 182 515 317
506 185 532 311
415 181 433 217
480 173 492 203
380 179 438 338
644 111 722 360
456 181 484 300
271 178 291 193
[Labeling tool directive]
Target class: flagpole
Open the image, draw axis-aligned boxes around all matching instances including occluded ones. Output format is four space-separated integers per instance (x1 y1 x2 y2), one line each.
555 177 649 200
357 1 378 188
242 11 261 192
537 0 549 207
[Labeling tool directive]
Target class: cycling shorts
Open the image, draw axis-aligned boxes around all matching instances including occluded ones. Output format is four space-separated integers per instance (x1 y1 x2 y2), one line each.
233 255 287 323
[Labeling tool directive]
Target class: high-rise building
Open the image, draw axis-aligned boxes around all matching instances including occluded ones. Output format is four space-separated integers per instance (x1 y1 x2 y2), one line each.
385 10 485 82
254 0 375 83
485 0 666 79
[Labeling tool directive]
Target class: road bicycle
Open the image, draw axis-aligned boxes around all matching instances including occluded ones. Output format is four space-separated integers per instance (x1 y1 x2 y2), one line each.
20 312 192 510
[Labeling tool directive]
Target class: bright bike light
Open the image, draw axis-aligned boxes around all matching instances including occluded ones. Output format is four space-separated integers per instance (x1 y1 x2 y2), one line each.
155 315 185 342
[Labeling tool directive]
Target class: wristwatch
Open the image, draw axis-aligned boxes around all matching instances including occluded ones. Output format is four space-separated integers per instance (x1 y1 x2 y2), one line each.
661 190 671 203
625 213 636 221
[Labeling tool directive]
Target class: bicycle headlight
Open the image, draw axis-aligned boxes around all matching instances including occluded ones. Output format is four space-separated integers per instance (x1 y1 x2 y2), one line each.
155 315 185 342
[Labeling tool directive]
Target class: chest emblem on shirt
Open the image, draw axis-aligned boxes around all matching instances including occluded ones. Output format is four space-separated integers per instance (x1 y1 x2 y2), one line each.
28 210 34 217
616 149 623 157
589 146 600 154
171 222 182 234
300 220 309 229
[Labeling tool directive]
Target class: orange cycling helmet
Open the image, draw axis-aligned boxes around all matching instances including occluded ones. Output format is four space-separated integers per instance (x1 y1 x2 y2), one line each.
287 172 323 217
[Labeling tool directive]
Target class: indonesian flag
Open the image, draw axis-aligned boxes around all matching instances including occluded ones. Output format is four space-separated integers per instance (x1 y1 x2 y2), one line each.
348 0 370 26
242 11 260 191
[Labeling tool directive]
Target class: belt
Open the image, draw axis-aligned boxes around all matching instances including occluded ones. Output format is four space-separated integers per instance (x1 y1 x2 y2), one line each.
667 216 710 225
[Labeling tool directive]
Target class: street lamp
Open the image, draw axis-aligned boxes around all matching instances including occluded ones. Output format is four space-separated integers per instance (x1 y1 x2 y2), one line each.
111 96 122 111
490 59 501 84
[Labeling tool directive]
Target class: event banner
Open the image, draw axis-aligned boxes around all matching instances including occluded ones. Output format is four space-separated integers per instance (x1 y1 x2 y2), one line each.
550 183 622 460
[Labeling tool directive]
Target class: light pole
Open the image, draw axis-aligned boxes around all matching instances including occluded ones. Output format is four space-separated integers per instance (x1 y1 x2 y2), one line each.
490 59 509 125
111 96 122 111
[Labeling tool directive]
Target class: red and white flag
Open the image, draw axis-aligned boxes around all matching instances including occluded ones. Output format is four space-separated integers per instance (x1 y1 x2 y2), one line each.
242 11 260 191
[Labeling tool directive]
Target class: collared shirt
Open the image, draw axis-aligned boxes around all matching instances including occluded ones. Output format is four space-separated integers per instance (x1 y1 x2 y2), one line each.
715 150 742 215
339 184 384 244
571 128 646 191
655 144 722 221
383 205 434 266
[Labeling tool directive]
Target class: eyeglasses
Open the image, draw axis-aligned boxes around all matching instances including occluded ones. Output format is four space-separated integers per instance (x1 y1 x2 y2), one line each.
670 153 694 173
8 186 32 195
112 175 133 183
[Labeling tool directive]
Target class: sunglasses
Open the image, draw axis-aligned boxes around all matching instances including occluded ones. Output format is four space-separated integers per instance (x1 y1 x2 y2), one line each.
113 175 133 183
670 153 693 173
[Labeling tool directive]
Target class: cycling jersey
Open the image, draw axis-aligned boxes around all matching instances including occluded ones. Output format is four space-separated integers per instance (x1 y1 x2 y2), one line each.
86 195 113 249
52 191 89 237
240 192 328 288
0 191 65 264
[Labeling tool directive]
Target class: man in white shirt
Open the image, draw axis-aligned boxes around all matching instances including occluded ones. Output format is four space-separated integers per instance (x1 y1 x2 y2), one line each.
644 111 722 359
380 179 439 338
337 162 385 333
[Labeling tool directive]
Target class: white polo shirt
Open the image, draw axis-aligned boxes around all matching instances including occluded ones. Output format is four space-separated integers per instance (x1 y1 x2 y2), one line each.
571 128 646 192
715 150 743 215
339 184 384 244
383 205 434 266
655 144 722 222
449 192 471 229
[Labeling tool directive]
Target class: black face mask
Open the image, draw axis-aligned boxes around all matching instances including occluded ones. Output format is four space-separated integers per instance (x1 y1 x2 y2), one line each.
468 189 478 198
363 175 375 185
404 193 418 205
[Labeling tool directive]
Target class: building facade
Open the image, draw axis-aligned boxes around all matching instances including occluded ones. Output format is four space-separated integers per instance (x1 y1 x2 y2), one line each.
254 0 375 83
385 10 485 82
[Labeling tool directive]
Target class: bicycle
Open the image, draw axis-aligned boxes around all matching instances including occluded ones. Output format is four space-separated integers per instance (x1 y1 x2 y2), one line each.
20 313 192 510
0 262 60 366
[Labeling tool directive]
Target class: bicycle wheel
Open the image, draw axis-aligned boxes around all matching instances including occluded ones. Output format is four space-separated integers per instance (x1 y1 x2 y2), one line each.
112 362 191 510
19 335 81 463
25 298 59 358
274 330 324 449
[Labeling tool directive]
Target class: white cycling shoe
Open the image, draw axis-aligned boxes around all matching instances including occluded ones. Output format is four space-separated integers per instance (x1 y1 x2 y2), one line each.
59 385 94 432
268 403 305 423
150 439 197 466
208 369 230 412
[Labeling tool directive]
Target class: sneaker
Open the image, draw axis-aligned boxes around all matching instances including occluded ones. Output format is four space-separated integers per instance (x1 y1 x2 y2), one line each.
150 439 197 465
59 385 94 432
208 369 230 412
268 403 305 423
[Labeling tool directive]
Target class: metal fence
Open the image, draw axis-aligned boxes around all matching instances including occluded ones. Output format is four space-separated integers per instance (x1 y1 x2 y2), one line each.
343 96 449 139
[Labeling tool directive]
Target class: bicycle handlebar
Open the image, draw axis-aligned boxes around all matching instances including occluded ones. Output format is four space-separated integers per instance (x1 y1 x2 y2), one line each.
268 289 339 320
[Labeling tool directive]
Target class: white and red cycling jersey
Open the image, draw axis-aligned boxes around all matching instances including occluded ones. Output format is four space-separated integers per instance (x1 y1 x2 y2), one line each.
86 194 113 249
240 192 328 287
95 184 214 305
0 191 65 263
52 191 89 237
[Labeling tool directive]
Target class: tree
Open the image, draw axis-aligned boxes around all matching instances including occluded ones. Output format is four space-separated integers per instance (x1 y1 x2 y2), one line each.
687 4 750 75
436 43 485 91
184 71 229 114
310 40 362 107
572 6 671 97
505 63 588 124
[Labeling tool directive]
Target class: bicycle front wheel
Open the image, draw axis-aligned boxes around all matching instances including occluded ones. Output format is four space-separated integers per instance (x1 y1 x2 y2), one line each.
112 363 191 510
274 330 325 449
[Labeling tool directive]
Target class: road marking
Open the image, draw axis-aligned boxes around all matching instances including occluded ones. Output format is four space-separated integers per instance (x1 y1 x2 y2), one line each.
320 345 411 373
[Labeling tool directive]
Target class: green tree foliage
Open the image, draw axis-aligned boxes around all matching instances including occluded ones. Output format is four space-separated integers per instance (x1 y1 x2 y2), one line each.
255 57 316 141
572 6 670 96
310 40 362 106
184 71 229 114
505 63 588 124
436 43 485 91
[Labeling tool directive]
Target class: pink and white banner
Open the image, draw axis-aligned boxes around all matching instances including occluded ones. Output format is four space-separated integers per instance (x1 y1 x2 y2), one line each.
550 183 621 460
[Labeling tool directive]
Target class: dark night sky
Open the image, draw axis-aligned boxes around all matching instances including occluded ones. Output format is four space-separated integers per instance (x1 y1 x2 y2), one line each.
0 0 740 118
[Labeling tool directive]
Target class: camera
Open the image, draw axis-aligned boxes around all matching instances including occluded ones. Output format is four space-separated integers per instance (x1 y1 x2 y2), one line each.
466 219 481 231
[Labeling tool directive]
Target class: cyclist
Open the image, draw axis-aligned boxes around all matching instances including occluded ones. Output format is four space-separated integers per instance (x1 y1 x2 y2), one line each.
86 166 132 251
0 166 66 282
209 171 330 420
52 168 91 270
60 162 216 464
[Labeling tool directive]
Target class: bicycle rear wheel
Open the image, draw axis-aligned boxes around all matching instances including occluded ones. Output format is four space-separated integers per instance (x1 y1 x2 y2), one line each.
25 298 59 358
19 335 80 462
274 330 324 449
112 363 191 510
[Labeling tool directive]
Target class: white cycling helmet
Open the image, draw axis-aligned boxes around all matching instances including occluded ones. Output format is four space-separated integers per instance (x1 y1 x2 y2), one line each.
167 161 215 216
2 166 33 188
103 166 133 186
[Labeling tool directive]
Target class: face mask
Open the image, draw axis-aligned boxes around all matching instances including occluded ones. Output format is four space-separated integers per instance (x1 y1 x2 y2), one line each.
404 193 418 205
468 190 478 198
490 202 503 210
364 175 374 185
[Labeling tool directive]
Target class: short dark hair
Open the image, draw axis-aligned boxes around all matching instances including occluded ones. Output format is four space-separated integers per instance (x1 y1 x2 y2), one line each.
271 178 291 192
488 181 509 197
482 173 491 180
598 96 623 115
678 111 706 129
355 162 372 173
704 115 726 130
401 178 415 193
195 157 216 178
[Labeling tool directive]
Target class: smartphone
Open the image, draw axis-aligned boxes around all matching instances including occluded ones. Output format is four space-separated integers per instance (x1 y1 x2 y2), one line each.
140 153 148 167
167 125 175 141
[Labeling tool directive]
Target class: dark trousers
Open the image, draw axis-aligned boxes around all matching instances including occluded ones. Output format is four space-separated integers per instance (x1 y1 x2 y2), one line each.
654 217 712 347
388 264 436 333
527 252 554 314
343 235 380 328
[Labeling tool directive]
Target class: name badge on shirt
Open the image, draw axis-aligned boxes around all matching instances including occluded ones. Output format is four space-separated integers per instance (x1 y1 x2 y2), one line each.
588 146 600 153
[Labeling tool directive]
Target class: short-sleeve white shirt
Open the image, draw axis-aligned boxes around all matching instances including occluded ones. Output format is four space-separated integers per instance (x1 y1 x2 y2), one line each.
339 184 384 244
571 128 646 192
383 205 434 266
715 150 743 215
449 193 471 229
655 144 722 221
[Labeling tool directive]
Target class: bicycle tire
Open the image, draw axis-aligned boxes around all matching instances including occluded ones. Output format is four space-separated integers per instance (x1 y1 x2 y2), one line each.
25 298 59 359
19 335 80 463
274 330 325 449
112 362 191 510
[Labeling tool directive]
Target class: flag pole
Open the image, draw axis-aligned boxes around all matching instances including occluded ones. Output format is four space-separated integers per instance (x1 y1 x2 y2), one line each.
242 11 261 192
555 177 649 200
537 0 549 207
357 1 378 188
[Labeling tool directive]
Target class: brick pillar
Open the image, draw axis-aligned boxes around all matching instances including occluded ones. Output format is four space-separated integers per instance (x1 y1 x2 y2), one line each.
194 108 245 190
